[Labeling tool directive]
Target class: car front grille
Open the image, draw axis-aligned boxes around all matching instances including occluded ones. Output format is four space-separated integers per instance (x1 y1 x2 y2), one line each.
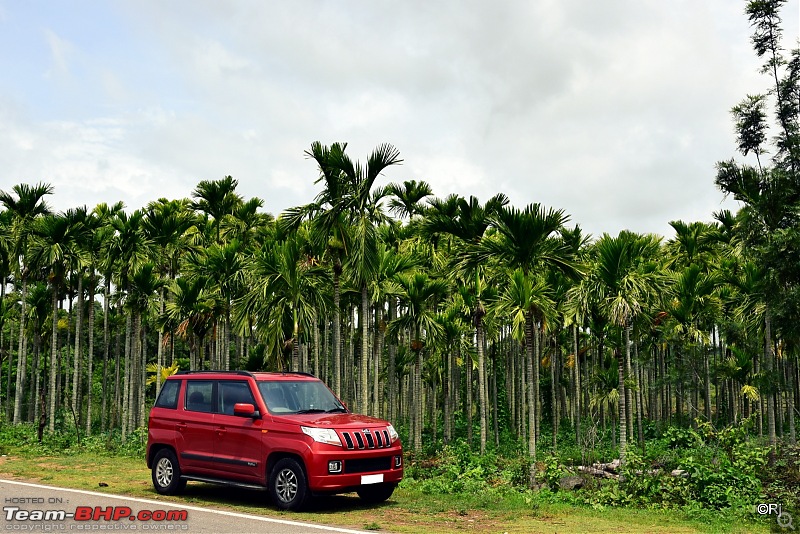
339 429 392 450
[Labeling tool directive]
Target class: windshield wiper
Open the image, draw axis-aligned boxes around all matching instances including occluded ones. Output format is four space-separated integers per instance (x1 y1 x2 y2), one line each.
325 407 347 413
295 409 326 414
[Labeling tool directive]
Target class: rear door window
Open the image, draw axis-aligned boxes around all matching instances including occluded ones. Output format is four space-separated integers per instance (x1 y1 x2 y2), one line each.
185 381 214 413
155 380 180 409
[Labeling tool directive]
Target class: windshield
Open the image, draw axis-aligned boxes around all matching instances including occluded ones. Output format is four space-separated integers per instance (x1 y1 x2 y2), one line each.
257 380 346 415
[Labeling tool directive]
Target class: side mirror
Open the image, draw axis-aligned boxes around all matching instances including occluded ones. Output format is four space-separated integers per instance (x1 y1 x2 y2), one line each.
233 403 259 418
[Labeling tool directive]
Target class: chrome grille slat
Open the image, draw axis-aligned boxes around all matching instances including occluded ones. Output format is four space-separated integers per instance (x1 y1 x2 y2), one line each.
339 428 393 450
342 432 354 449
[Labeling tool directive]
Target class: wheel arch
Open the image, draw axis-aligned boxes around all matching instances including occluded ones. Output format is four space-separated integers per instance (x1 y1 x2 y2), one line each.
265 451 307 482
147 443 178 469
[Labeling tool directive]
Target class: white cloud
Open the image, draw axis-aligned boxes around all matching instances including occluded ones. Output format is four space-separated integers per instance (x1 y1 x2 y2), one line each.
0 0 797 239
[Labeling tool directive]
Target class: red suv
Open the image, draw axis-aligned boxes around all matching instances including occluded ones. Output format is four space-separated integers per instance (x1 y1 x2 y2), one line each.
146 371 403 510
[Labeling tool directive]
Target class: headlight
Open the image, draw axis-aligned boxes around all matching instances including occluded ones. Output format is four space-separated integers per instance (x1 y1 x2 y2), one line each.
387 424 399 443
301 426 342 447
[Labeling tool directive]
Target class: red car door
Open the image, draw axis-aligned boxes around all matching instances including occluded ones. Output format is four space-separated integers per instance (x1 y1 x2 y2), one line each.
213 380 263 481
178 380 217 474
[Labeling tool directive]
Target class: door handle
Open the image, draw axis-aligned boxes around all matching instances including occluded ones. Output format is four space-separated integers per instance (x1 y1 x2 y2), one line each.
176 423 187 431
216 428 226 436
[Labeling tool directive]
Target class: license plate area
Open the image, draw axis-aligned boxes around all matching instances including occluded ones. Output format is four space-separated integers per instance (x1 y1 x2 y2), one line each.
360 474 384 485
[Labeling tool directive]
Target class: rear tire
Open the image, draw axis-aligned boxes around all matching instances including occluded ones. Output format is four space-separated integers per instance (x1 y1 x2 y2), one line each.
357 482 396 504
269 458 309 511
151 449 186 495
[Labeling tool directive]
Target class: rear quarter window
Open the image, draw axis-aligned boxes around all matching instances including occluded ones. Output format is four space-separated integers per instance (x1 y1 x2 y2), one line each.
155 380 180 409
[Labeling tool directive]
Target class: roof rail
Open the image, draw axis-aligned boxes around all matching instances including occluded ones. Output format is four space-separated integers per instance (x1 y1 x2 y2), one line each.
176 370 255 378
282 371 317 378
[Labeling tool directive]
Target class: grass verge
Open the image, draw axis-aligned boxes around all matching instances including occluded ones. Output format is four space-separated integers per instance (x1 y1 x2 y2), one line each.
0 450 767 533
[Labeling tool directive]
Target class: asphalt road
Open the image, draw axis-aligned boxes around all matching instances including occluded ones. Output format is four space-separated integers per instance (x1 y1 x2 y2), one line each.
0 479 371 534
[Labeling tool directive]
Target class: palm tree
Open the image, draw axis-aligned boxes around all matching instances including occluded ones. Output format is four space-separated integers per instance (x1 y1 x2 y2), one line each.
186 240 244 370
421 193 508 453
65 207 91 429
235 231 329 371
24 281 51 427
27 212 88 432
573 231 661 461
480 202 576 465
92 201 124 431
386 180 433 220
127 263 166 430
667 263 722 423
497 268 556 467
0 182 53 424
191 176 242 243
289 141 402 414
367 242 417 418
332 143 401 416
165 275 218 371
143 199 196 390
387 271 447 451
285 142 352 397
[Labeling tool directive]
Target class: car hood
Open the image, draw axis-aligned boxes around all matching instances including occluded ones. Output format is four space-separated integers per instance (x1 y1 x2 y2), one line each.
272 412 390 428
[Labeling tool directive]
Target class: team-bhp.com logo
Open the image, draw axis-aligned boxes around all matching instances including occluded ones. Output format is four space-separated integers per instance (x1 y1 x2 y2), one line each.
4 505 188 526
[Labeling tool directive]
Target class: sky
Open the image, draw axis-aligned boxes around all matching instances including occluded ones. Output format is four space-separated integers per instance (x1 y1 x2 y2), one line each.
1 0 798 239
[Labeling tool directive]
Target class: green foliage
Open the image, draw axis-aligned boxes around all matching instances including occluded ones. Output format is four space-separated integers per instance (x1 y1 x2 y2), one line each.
662 426 702 449
0 423 147 459
583 419 769 511
408 440 528 496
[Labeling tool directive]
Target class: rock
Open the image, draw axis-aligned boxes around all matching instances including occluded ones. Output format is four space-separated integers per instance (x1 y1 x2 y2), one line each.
558 475 585 491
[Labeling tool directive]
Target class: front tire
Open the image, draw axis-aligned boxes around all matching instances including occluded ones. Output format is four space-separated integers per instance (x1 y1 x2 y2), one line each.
151 449 186 495
270 458 309 511
357 482 396 504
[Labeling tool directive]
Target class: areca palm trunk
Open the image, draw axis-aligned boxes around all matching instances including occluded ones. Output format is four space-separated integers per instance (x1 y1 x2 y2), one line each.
360 285 370 415
138 319 147 429
121 312 131 439
373 305 383 418
101 277 111 430
765 307 776 451
414 325 423 452
573 325 581 446
476 314 487 454
72 274 84 421
388 298 398 423
525 312 536 484
551 340 557 449
625 329 633 443
443 343 452 444
85 274 95 434
292 313 301 372
156 288 165 394
534 316 541 442
619 326 630 462
13 279 29 423
333 266 342 396
466 349 473 446
48 284 59 432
